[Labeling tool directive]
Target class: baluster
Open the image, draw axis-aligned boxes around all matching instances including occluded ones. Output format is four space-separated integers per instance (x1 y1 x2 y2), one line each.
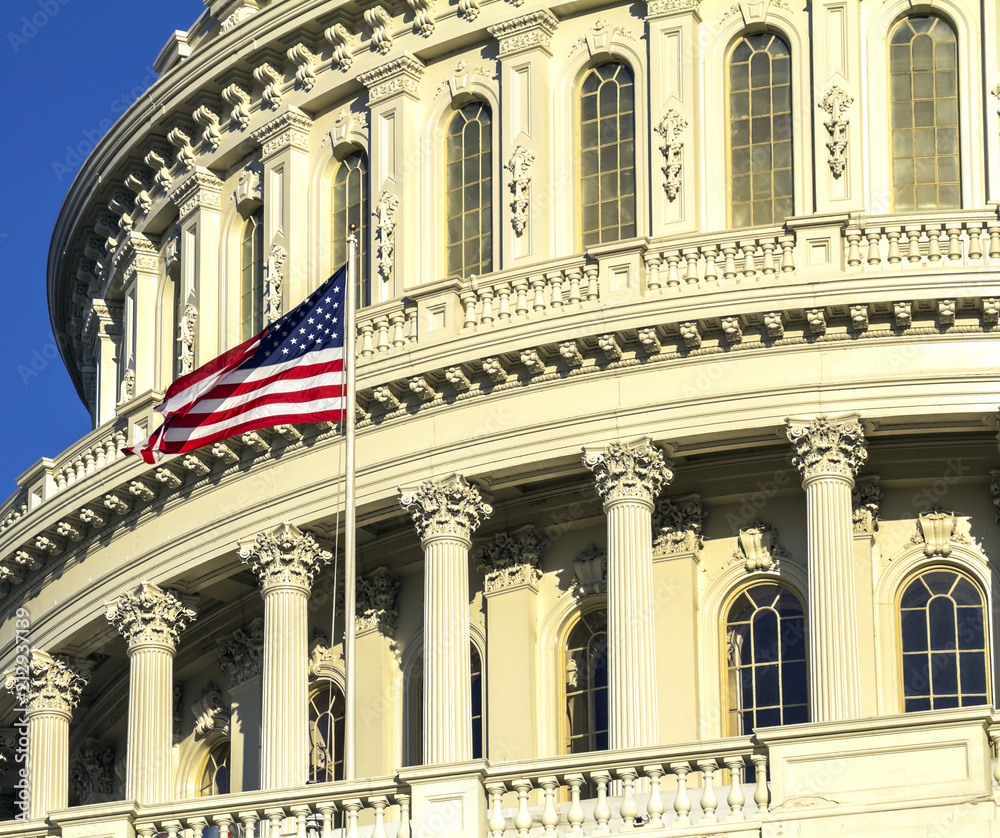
461 290 478 330
990 224 1000 260
846 227 862 267
267 809 284 838
65 464 76 486
866 230 882 266
215 814 234 838
530 276 547 312
369 796 388 838
496 283 513 321
643 764 665 829
163 821 181 838
683 248 700 285
291 806 309 838
779 235 795 273
539 776 559 836
481 287 495 326
722 243 738 281
740 242 756 281
760 241 776 277
374 317 390 353
84 448 96 474
95 444 106 470
885 227 902 263
698 760 719 824
548 271 564 309
703 246 719 283
945 226 962 260
55 468 67 491
564 774 585 836
617 767 638 831
751 755 770 816
901 227 919 262
670 762 692 828
315 803 335 838
664 252 681 288
359 321 374 359
724 756 746 821
137 827 157 838
968 225 984 261
405 306 418 343
925 227 942 261
566 267 583 304
513 779 533 838
238 811 258 838
486 783 506 838
592 771 612 836
644 253 662 293
343 800 362 838
190 816 208 838
397 794 411 838
75 457 85 481
584 264 600 301
513 279 530 316
391 312 407 347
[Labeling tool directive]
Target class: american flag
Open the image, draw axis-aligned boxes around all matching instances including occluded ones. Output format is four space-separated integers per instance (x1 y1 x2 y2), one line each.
125 265 347 464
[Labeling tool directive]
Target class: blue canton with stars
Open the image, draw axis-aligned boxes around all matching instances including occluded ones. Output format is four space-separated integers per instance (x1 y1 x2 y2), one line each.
243 265 347 368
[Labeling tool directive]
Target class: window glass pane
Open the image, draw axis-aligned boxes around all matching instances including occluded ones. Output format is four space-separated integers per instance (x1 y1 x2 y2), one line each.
331 150 370 306
565 608 609 753
445 102 492 278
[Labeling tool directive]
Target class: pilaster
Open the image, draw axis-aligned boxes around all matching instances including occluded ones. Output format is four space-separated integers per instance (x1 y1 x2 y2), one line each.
358 56 425 301
583 438 672 749
238 522 332 789
105 582 196 805
488 10 558 266
399 475 492 764
90 300 123 426
787 414 867 723
111 233 159 399
218 618 264 792
251 107 312 309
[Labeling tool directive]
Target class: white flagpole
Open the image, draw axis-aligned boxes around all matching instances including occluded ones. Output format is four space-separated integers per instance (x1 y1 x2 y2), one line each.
343 227 359 781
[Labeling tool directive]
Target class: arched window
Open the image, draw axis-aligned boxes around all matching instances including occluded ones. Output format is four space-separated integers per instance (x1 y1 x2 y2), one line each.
445 102 492 279
725 583 807 734
332 150 371 307
728 33 792 228
580 63 636 247
308 681 345 783
198 740 230 797
900 568 988 711
564 608 609 753
239 207 264 341
889 15 959 211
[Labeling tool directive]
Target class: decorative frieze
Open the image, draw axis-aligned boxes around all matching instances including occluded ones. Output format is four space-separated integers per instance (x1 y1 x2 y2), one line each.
105 582 197 650
474 527 545 592
786 414 867 482
652 494 704 557
656 110 687 199
264 245 285 325
819 86 853 178
505 145 534 236
252 107 312 157
572 544 607 596
3 650 87 716
238 522 333 592
69 740 115 804
732 521 789 573
583 439 673 506
357 55 425 105
908 509 977 558
356 567 401 632
488 10 559 57
399 474 493 543
169 168 223 221
218 618 264 686
647 0 700 15
852 474 882 535
373 191 400 280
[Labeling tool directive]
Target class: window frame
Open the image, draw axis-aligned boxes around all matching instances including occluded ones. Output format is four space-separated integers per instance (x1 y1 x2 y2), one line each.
239 206 265 342
330 147 371 308
561 604 610 755
196 737 231 798
308 678 346 783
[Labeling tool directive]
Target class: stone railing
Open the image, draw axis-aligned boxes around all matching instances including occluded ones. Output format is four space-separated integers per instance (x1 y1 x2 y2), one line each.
483 737 763 835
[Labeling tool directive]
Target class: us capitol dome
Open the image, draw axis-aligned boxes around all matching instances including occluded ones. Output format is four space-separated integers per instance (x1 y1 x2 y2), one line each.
2 0 1000 836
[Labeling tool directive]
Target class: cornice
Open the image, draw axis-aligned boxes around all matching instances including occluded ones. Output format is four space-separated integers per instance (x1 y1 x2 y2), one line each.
250 106 313 157
357 55 426 104
487 9 559 57
168 168 224 221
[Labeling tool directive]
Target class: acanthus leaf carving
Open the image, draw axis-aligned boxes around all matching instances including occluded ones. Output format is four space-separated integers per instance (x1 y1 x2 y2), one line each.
192 682 230 737
324 23 355 71
406 0 436 37
193 105 222 151
3 650 88 716
364 5 394 55
656 109 687 199
218 618 264 687
124 172 152 214
373 191 400 280
652 494 704 557
852 474 882 535
458 0 481 21
178 304 197 375
105 581 197 650
287 43 318 91
474 527 545 592
786 414 867 482
70 740 115 804
145 147 173 191
264 245 285 325
731 521 789 573
571 544 606 597
819 86 853 178
356 567 401 632
238 522 333 592
167 126 196 172
505 145 534 236
221 82 251 129
254 62 285 109
583 438 674 505
399 474 493 543
908 509 978 557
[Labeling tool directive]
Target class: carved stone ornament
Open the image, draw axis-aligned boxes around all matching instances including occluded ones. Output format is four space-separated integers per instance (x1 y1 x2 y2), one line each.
786 414 867 482
852 474 882 535
991 469 1000 524
908 509 977 558
652 494 704 557
118 365 135 406
363 5 394 56
3 650 88 716
357 55 426 105
458 0 481 21
732 521 789 573
572 544 606 596
819 86 853 178
264 245 286 325
324 23 355 71
399 474 493 543
356 567 401 632
251 107 312 157
407 0 436 37
105 581 197 650
238 522 333 592
647 0 701 15
254 62 285 109
308 639 340 679
474 527 545 592
218 618 264 687
656 110 687 199
178 304 197 375
222 82 251 129
505 145 534 236
488 10 559 58
70 740 115 804
192 682 230 738
373 191 400 280
582 438 674 506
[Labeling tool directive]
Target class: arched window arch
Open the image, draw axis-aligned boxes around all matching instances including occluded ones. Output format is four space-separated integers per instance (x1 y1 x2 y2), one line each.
332 149 371 307
197 739 230 797
445 101 493 279
724 582 807 734
564 607 608 753
239 207 264 341
727 33 793 228
899 567 988 711
580 62 636 248
308 681 345 783
889 14 960 211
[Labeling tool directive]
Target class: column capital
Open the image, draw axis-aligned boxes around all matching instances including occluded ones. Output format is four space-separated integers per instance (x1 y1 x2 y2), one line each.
583 438 674 507
105 581 197 651
357 55 426 105
238 521 332 592
168 167 223 222
786 413 868 483
356 567 400 634
645 0 701 21
3 650 87 717
398 474 493 544
251 105 313 157
111 232 159 284
474 527 545 593
488 10 559 58
218 618 264 687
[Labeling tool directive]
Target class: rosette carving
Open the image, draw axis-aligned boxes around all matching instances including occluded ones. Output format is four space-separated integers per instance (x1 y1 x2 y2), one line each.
474 527 545 592
582 439 674 505
399 474 493 543
238 522 332 591
105 582 197 650
4 650 87 716
786 414 867 482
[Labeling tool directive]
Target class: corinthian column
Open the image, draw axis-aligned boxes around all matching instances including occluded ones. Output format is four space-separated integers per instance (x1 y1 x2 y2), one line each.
583 439 673 749
239 522 332 789
106 582 196 804
3 651 87 819
399 475 492 764
786 414 868 722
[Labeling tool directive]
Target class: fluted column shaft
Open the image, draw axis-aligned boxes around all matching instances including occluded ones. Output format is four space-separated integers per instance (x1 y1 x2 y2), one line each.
26 708 70 819
125 642 174 803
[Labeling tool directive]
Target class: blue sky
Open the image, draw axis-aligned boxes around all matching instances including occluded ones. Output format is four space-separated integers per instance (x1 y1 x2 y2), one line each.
0 0 205 493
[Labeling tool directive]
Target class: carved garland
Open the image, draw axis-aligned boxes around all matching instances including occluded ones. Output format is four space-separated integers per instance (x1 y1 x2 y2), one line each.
656 110 687 199
819 86 853 178
505 146 534 236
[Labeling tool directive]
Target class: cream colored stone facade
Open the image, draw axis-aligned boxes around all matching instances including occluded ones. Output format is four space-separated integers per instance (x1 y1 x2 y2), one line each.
3 0 1000 836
